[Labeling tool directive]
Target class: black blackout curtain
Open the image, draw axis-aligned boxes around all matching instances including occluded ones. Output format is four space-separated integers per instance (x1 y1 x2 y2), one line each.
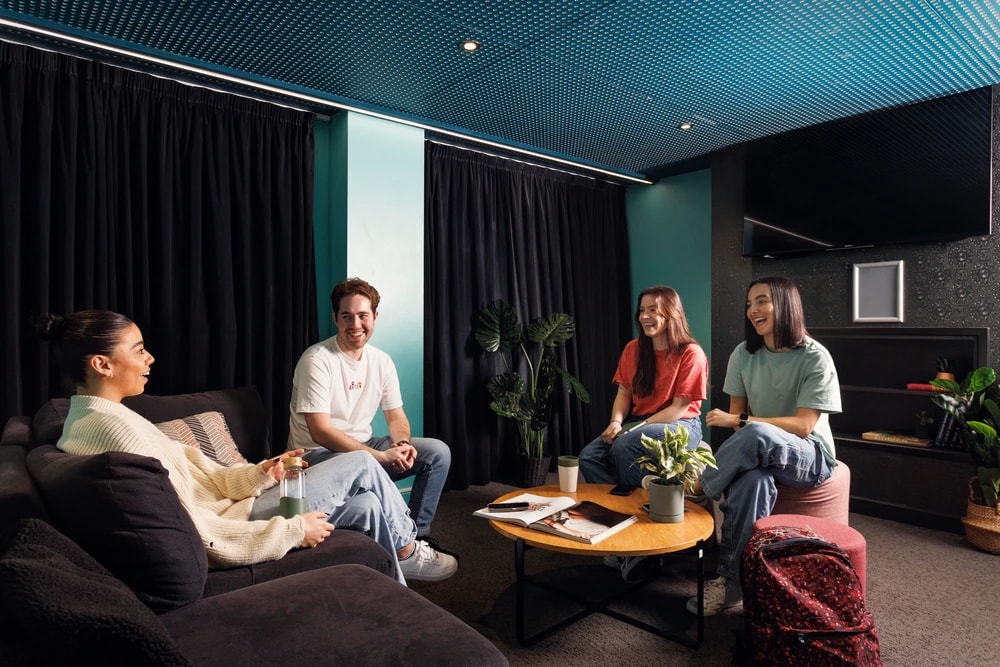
424 142 633 488
0 41 317 449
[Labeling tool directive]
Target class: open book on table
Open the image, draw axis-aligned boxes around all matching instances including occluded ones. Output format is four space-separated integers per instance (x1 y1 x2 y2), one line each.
473 493 638 545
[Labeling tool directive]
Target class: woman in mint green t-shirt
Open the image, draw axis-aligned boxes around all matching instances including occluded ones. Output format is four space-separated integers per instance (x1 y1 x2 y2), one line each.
688 276 841 617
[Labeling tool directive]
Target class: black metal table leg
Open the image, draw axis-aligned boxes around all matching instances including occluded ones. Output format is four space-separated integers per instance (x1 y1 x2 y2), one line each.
512 537 706 649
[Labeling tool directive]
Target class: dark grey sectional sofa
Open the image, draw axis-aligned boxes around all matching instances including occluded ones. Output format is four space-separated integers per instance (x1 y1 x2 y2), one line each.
0 386 507 666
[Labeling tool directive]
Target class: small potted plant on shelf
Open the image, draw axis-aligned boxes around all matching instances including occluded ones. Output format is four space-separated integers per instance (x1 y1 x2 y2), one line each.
473 299 591 486
935 357 956 382
930 366 1000 553
633 425 716 523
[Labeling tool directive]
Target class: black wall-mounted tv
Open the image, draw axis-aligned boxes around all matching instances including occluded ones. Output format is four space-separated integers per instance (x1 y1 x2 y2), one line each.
742 85 993 258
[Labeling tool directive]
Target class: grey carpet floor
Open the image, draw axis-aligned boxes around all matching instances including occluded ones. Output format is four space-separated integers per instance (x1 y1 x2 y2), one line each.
408 475 1000 666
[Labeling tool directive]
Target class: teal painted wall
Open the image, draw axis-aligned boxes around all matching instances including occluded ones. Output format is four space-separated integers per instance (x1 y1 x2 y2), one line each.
313 112 426 435
313 115 348 338
625 169 713 416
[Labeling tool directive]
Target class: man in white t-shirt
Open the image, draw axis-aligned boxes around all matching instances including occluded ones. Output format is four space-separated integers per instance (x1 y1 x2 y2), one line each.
288 278 452 554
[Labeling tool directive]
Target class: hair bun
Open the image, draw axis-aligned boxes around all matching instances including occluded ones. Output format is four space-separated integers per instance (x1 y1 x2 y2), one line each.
36 312 66 342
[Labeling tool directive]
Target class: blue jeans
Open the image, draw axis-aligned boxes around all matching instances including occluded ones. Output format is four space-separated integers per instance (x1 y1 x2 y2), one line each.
700 422 833 586
304 436 450 537
250 450 417 584
579 417 703 488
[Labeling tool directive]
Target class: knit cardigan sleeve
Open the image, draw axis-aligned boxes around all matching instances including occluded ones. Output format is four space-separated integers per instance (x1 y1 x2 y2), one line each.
58 396 306 567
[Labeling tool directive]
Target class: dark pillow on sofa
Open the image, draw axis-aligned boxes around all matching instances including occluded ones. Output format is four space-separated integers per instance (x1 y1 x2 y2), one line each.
0 518 190 666
32 398 70 448
124 386 270 461
26 446 207 612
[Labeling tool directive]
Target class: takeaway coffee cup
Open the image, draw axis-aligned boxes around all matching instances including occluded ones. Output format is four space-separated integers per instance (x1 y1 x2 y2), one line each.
557 455 579 493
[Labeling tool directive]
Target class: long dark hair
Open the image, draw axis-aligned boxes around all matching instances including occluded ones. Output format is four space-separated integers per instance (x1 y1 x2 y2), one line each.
744 276 808 353
35 310 134 388
633 286 696 397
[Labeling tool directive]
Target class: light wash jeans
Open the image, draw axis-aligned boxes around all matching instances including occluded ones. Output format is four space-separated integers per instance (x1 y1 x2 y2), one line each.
250 450 417 584
304 436 450 537
699 421 833 586
579 417 703 488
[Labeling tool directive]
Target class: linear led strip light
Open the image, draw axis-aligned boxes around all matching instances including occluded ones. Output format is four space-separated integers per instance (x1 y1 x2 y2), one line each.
0 17 654 185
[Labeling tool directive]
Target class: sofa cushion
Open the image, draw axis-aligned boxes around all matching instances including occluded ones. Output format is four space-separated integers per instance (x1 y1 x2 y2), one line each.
124 386 270 461
0 518 190 666
32 398 70 448
155 411 248 467
162 564 509 667
202 527 396 598
26 445 207 612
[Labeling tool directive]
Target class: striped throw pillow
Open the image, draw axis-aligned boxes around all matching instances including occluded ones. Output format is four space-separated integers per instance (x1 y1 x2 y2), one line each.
155 411 248 467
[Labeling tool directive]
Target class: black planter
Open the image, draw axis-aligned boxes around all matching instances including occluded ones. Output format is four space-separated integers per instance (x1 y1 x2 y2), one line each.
519 455 551 487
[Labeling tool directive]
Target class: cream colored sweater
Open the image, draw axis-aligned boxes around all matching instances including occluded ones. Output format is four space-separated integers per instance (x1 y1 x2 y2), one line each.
57 394 304 567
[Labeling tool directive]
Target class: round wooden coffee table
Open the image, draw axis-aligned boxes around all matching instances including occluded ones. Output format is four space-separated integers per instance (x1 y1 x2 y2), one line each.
489 483 713 556
488 483 715 647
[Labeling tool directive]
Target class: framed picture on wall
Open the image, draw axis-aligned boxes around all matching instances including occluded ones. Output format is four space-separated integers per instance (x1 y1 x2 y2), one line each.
852 260 904 322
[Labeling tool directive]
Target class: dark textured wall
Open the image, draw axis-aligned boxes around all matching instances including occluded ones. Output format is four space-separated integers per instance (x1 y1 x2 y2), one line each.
709 86 1000 440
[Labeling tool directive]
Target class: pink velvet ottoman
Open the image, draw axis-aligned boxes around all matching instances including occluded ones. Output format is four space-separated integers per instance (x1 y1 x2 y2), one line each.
773 460 851 525
753 513 868 599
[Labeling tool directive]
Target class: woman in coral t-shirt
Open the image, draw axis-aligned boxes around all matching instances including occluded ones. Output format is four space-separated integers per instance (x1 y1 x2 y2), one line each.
578 286 708 488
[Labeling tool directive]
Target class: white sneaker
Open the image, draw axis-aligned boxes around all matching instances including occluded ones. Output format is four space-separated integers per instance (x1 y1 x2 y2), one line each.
601 555 652 582
399 539 458 582
686 576 742 616
602 555 624 569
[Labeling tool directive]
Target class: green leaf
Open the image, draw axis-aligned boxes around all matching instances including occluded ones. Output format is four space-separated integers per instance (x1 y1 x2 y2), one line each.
977 467 1000 508
967 421 997 441
982 398 1000 427
556 367 591 403
929 378 961 393
486 373 527 420
967 420 1000 469
964 367 997 394
525 312 576 347
474 300 522 353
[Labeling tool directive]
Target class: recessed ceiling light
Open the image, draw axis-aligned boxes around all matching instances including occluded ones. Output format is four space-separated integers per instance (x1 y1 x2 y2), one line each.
678 121 693 131
460 39 481 53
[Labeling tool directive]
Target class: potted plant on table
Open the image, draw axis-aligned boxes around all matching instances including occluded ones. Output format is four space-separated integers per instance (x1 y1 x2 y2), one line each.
473 299 591 486
930 366 1000 553
633 424 716 523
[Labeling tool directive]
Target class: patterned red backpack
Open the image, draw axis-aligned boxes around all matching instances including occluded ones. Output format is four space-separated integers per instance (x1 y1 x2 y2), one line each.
741 525 882 666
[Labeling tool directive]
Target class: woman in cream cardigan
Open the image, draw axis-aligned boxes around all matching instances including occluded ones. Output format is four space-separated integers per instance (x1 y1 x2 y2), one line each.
38 309 457 583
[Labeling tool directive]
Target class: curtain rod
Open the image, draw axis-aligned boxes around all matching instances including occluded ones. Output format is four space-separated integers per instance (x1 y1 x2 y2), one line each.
0 17 654 186
427 138 635 186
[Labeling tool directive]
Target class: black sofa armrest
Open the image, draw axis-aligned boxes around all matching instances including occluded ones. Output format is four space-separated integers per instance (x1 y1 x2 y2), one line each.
0 445 49 529
1 416 33 449
161 564 509 667
202 528 396 598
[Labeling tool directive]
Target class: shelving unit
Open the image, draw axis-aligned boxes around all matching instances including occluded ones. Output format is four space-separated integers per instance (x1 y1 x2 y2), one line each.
810 327 988 532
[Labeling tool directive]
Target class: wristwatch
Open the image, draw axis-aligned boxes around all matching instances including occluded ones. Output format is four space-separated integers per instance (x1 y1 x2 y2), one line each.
738 413 749 428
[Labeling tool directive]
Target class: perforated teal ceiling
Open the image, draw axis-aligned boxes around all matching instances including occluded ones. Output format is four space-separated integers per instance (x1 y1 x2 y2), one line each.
1 1 998 180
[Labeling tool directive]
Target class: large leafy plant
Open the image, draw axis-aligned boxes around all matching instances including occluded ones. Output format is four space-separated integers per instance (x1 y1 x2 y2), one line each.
473 299 590 458
634 424 717 493
931 367 1000 507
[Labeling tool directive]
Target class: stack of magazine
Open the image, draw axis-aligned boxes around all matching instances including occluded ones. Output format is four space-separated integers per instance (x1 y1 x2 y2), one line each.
473 493 638 545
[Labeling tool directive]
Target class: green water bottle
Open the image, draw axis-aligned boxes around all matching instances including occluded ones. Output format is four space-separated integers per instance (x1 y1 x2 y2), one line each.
279 456 307 518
